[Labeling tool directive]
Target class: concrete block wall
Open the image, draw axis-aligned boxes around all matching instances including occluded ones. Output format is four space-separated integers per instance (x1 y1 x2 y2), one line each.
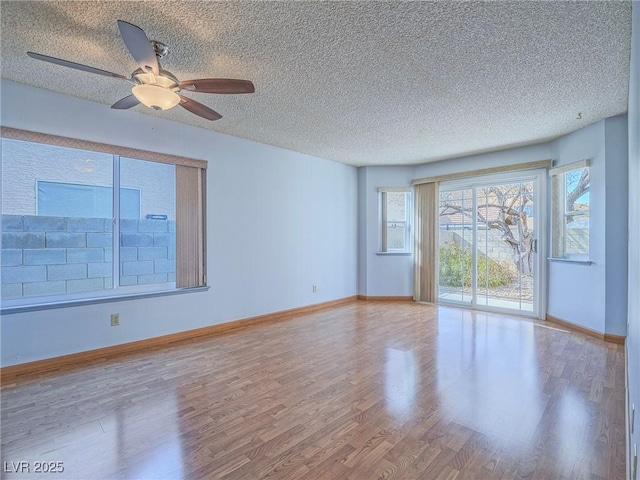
566 228 589 254
440 229 517 271
1 215 175 300
440 227 589 273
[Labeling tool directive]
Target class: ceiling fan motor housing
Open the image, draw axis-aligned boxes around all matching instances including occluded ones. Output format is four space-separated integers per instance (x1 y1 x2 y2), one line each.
131 67 181 110
132 67 179 88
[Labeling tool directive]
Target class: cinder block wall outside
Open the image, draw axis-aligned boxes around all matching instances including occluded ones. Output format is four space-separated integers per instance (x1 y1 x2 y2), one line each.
439 229 519 272
1 215 175 300
440 228 588 274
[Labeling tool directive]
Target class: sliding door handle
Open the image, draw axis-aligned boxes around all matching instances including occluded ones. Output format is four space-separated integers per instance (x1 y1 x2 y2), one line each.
532 239 538 253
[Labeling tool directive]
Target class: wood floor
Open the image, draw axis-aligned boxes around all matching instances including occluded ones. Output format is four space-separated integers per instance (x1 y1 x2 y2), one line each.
1 301 626 479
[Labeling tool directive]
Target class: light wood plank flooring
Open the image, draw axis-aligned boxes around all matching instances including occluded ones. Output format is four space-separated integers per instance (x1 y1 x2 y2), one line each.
1 301 626 479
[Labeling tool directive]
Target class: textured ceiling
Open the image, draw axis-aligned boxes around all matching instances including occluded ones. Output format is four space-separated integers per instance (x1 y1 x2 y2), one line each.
0 1 632 166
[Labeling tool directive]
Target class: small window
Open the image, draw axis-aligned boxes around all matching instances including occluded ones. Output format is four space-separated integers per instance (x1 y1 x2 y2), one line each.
550 161 590 260
379 188 412 253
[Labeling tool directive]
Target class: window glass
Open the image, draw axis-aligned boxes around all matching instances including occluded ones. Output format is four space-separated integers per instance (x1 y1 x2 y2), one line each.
386 192 407 250
551 164 589 259
1 138 112 299
564 167 590 256
380 190 411 253
119 157 176 287
438 188 473 303
565 168 590 213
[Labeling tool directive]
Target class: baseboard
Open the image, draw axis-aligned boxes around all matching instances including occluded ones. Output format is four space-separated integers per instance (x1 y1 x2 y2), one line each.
0 295 358 386
624 341 630 480
603 333 626 345
357 295 413 301
545 314 626 345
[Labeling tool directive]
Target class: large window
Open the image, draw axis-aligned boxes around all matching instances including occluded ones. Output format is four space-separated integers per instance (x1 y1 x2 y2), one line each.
550 160 590 260
379 188 412 253
1 130 206 308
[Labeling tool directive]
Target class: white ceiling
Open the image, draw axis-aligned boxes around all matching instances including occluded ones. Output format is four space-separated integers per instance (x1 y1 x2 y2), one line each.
0 1 632 167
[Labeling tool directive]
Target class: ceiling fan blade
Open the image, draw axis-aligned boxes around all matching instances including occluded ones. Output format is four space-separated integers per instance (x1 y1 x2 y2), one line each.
27 52 128 80
111 95 140 109
180 79 255 94
179 95 222 121
117 20 159 75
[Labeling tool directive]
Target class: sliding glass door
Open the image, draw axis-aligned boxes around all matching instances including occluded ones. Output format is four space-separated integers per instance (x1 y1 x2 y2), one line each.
438 188 474 304
438 173 544 317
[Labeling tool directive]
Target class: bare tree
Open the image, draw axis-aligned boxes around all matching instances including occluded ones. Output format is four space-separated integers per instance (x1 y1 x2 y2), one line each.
440 184 535 275
440 172 590 277
565 167 590 216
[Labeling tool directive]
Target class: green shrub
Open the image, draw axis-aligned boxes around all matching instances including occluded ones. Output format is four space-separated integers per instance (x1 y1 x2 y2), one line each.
439 243 514 288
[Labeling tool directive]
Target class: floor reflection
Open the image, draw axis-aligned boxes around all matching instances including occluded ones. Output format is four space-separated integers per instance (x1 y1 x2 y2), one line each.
0 391 184 479
435 307 544 449
557 389 591 473
384 348 418 419
101 394 184 479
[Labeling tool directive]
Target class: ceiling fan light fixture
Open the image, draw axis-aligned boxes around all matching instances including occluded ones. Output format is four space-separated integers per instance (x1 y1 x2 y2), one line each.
132 84 180 110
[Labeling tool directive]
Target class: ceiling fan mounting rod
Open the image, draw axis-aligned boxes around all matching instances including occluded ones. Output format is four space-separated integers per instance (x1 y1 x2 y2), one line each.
152 40 169 59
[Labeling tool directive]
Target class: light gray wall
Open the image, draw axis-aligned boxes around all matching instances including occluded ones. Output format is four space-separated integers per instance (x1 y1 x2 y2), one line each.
547 116 629 335
0 80 358 366
548 121 607 333
627 2 639 477
357 167 367 296
359 166 414 297
604 115 628 337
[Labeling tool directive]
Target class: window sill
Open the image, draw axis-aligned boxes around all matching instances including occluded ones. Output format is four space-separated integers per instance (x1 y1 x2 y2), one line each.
0 286 210 315
548 257 593 265
376 252 413 256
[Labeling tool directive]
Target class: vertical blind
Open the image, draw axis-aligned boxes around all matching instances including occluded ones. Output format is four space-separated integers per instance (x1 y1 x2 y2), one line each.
176 165 206 287
413 182 437 302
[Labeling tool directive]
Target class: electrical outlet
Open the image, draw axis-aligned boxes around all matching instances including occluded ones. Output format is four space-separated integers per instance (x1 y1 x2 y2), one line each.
110 313 120 326
312 285 317 293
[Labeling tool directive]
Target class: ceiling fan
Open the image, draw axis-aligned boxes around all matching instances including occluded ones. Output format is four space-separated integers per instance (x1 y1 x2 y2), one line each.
27 20 255 121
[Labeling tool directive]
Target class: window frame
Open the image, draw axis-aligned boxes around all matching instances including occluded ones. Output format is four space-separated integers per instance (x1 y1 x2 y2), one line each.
1 127 208 314
549 160 591 263
378 187 412 254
